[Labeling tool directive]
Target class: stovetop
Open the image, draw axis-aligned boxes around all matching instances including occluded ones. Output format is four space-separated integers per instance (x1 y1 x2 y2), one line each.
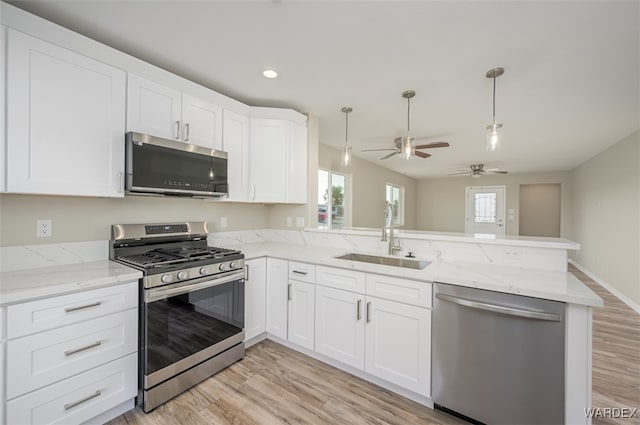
116 246 241 269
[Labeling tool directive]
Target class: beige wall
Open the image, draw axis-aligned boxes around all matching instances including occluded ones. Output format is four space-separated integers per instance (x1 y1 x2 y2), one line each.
0 194 269 246
415 172 573 237
519 184 561 237
571 130 640 304
318 144 418 229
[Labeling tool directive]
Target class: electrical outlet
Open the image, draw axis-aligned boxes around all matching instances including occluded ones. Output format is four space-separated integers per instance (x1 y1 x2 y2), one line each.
296 217 304 227
37 219 52 237
503 247 522 259
220 217 228 228
286 217 292 227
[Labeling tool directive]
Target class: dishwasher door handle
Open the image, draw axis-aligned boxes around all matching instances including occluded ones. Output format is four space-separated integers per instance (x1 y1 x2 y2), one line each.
435 293 562 322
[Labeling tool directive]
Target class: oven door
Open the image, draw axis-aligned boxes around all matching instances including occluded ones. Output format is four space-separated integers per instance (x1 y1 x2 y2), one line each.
142 270 244 389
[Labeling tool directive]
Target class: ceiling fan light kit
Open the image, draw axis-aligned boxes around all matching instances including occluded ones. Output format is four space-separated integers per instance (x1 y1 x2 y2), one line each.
485 67 504 152
341 106 353 166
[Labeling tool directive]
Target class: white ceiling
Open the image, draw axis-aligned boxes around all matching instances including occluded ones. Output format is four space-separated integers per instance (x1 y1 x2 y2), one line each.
7 0 639 179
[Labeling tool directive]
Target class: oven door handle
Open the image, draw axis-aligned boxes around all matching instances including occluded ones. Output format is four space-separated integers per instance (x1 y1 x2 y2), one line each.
145 270 245 303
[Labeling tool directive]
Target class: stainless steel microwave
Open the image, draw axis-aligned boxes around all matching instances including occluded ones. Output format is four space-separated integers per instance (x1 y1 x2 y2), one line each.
125 132 228 197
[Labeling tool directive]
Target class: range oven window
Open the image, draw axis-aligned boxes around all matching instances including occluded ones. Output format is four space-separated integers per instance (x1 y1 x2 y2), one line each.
144 279 244 376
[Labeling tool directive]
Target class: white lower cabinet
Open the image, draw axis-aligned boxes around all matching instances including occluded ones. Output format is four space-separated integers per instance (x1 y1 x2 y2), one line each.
314 267 432 397
315 285 365 369
266 258 289 339
364 296 431 396
287 280 315 350
4 281 138 425
244 257 267 341
6 353 137 425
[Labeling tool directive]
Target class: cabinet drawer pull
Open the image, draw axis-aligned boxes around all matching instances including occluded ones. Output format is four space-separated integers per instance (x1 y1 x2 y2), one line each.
64 341 102 356
175 120 181 139
64 390 102 410
64 301 102 313
287 283 292 301
292 270 307 275
357 299 362 321
184 123 190 141
366 301 372 323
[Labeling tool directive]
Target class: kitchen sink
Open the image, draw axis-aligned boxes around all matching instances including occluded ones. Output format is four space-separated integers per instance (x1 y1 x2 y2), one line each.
336 253 431 270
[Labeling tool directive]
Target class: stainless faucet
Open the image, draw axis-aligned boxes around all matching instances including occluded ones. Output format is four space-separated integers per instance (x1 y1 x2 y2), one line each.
382 202 401 255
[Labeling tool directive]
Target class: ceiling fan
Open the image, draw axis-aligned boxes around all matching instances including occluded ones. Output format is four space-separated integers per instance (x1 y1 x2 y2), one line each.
361 90 450 160
450 164 508 178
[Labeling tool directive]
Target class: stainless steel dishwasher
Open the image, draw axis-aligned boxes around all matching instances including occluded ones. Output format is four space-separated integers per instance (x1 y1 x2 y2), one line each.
432 282 565 425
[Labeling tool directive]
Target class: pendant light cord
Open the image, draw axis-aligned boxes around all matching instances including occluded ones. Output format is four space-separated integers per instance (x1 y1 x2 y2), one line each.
407 96 411 133
492 73 496 124
344 110 349 147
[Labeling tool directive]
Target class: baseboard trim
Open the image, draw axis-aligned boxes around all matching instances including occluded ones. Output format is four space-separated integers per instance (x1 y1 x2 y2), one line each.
569 259 640 314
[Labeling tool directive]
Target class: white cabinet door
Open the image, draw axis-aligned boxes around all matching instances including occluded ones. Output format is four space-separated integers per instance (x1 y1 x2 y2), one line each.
0 25 6 192
315 285 365 369
244 258 266 341
287 280 315 350
6 29 126 197
266 258 288 339
364 296 431 397
287 121 308 203
182 94 222 150
126 73 181 140
248 119 288 202
222 109 249 201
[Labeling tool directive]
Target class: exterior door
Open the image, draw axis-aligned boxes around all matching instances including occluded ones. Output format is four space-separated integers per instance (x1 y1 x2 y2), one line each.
465 186 506 235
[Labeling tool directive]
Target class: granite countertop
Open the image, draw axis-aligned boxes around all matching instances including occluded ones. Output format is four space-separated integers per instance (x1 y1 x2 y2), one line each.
0 260 142 306
238 242 602 307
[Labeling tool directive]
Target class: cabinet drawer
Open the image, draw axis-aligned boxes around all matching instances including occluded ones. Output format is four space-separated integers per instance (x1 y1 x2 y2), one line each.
288 261 316 283
316 266 365 294
7 281 138 338
7 309 137 399
366 274 432 308
7 353 137 425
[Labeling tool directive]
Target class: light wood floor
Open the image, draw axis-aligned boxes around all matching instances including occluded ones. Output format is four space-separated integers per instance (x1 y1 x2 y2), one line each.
107 267 640 425
569 264 640 425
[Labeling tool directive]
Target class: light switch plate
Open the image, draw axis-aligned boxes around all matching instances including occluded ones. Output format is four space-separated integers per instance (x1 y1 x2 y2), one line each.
286 217 292 227
220 217 228 228
296 217 304 227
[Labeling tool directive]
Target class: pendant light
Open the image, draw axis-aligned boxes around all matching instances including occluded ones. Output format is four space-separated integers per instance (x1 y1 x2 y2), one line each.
400 90 416 160
341 106 353 166
485 67 504 151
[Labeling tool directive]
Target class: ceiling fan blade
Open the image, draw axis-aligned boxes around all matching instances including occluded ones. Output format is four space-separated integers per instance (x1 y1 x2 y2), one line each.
361 148 397 152
487 170 509 174
414 151 432 159
414 142 450 149
448 171 471 176
380 152 398 160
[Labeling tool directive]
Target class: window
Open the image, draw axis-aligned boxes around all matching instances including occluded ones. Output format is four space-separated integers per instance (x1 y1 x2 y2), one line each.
474 192 497 223
385 183 404 226
318 169 347 229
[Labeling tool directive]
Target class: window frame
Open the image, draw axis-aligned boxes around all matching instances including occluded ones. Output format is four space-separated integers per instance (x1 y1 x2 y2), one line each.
385 183 405 227
318 168 349 230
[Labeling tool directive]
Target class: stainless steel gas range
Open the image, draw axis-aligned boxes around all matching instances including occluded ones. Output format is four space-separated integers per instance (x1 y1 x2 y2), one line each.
110 222 245 412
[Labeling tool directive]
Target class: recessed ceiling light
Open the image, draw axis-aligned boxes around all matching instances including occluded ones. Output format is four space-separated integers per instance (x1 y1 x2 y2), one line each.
263 69 278 79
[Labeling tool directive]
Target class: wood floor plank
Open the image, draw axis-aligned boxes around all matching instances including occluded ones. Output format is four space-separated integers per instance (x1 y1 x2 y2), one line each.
105 265 639 425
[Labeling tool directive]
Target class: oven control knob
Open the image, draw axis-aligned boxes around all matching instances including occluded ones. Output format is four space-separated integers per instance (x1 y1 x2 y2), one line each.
199 267 208 275
230 261 239 269
219 263 228 272
177 271 188 280
161 274 172 283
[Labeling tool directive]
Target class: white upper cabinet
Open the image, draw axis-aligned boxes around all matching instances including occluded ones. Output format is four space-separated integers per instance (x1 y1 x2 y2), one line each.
126 74 181 140
248 108 308 203
249 119 288 203
222 109 250 201
6 29 126 197
127 74 222 150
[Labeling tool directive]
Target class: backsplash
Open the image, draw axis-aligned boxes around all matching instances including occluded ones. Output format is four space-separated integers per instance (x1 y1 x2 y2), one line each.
0 228 568 273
